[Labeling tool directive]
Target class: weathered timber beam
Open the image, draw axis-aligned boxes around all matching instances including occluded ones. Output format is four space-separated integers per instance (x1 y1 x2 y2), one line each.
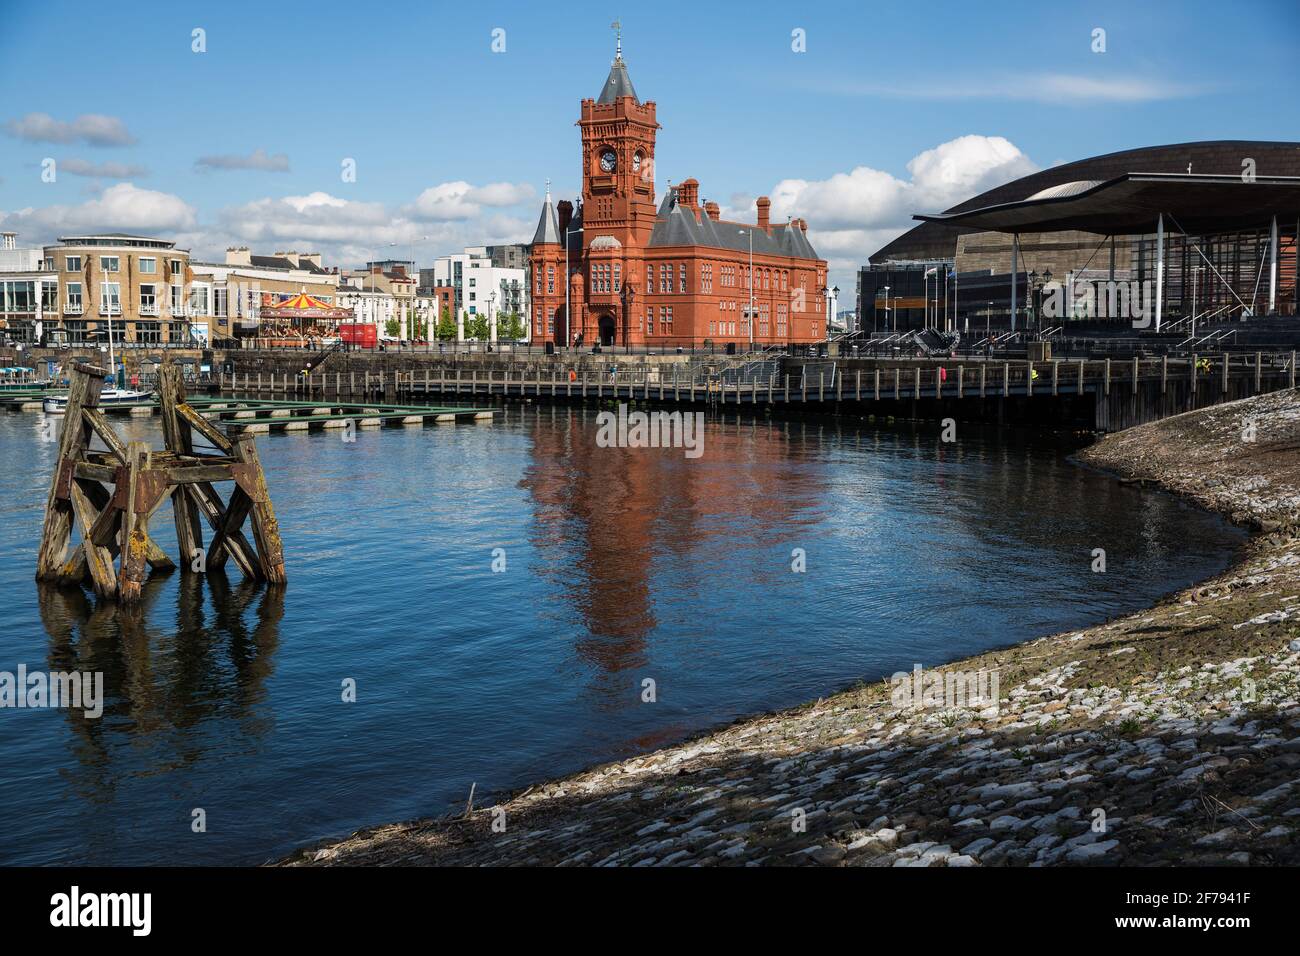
68 481 118 599
205 487 257 578
78 474 174 571
36 363 106 580
118 442 153 604
160 465 241 484
188 482 260 578
81 407 129 465
232 433 286 584
73 462 119 483
175 402 234 453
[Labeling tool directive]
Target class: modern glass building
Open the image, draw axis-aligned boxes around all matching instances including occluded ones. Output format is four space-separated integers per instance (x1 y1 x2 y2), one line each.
859 141 1300 335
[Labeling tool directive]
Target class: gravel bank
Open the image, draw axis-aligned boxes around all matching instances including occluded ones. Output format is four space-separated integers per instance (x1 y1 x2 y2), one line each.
283 389 1300 867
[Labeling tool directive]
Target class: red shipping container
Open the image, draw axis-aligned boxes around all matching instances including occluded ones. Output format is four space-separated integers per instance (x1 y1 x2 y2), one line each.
338 323 377 348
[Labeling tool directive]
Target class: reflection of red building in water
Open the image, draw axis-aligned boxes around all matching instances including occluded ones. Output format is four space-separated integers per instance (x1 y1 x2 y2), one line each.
530 36 829 349
519 408 822 678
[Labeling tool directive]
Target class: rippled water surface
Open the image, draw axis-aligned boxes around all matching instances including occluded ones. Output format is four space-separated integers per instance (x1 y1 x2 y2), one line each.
0 405 1244 864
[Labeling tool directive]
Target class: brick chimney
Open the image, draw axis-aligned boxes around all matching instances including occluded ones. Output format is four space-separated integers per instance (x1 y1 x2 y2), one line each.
226 246 252 266
275 250 300 268
756 196 771 234
704 201 720 221
301 252 322 269
677 178 700 209
557 199 573 236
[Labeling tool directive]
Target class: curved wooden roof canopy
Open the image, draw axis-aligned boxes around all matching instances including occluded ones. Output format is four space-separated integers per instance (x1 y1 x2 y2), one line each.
913 173 1300 236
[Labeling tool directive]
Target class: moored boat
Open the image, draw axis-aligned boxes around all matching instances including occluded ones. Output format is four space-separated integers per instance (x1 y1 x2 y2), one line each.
42 388 153 415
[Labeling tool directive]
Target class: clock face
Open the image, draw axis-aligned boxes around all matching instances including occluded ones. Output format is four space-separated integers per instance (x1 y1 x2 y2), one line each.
600 150 617 172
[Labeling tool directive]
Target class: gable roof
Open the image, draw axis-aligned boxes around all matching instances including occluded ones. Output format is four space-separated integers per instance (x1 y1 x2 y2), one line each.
249 254 329 274
648 187 821 260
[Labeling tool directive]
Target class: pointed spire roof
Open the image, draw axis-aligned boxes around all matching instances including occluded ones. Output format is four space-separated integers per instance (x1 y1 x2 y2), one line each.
597 24 638 104
531 180 560 245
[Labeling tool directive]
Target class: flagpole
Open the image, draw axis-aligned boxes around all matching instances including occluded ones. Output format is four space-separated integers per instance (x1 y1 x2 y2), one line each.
953 268 958 334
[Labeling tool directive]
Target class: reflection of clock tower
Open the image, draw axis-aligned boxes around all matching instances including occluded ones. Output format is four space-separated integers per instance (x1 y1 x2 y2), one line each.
578 33 659 250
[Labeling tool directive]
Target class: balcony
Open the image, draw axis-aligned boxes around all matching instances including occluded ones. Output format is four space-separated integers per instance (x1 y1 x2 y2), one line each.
140 303 160 316
64 303 84 316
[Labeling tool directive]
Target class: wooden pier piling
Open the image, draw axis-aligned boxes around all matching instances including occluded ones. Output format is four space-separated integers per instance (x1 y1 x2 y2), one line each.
35 360 286 603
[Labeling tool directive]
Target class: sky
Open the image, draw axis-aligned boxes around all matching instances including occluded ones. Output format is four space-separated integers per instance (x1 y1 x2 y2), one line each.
1 0 1297 296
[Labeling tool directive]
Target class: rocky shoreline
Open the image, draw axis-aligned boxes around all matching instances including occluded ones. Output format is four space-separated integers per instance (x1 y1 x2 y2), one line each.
282 388 1300 867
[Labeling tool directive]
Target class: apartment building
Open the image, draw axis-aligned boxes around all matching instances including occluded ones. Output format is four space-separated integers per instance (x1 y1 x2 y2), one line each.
337 265 416 338
189 248 340 342
427 247 528 324
0 232 58 344
23 234 193 345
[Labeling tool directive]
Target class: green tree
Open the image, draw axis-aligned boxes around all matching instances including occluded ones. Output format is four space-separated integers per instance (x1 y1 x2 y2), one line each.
436 307 456 341
497 312 524 342
384 317 401 338
465 311 489 340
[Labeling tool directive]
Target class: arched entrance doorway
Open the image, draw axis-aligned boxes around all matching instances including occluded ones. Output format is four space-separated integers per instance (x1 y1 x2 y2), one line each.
597 312 616 347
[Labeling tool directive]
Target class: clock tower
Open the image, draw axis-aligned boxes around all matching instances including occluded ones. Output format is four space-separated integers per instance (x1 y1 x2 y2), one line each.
577 29 659 250
527 28 827 349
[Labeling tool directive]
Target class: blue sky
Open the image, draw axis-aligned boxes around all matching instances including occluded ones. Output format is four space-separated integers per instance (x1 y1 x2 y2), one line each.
1 0 1296 292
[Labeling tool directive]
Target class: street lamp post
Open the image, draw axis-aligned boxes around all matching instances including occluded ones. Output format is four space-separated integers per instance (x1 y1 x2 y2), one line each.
922 271 928 327
564 225 584 349
1026 270 1038 338
409 235 429 345
488 291 497 349
1191 264 1204 338
738 228 754 350
882 285 891 333
1040 269 1051 336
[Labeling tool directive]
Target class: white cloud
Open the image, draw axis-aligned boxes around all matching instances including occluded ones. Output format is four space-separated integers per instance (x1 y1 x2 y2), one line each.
406 181 535 221
1 173 540 267
904 135 1039 211
216 192 391 246
61 158 150 179
195 148 290 173
4 112 136 146
723 135 1038 295
0 182 196 237
197 186 537 266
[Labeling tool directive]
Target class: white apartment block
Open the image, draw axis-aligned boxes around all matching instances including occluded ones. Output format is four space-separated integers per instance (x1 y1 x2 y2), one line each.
427 246 529 338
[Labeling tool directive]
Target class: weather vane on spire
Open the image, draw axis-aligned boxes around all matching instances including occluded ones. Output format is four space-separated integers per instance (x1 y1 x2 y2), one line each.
611 19 622 59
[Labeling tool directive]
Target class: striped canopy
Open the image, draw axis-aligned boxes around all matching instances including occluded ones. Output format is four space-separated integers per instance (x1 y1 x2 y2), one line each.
276 292 332 311
259 291 351 322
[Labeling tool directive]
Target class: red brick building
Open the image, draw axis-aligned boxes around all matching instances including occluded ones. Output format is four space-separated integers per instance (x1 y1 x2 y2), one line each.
530 42 828 348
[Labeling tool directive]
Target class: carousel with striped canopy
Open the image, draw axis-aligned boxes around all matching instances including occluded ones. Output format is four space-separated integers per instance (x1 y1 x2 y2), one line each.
256 290 353 347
